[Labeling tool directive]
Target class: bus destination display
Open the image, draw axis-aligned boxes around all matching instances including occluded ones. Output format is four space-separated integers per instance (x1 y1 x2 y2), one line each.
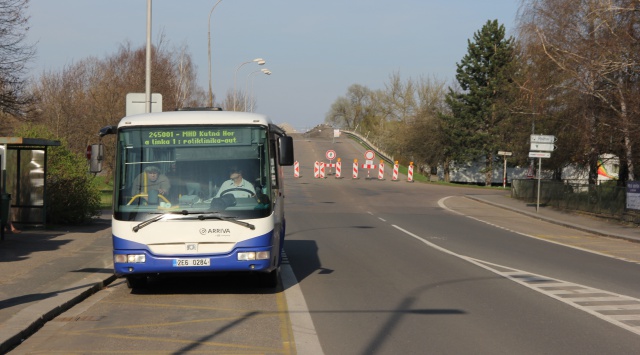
143 128 250 146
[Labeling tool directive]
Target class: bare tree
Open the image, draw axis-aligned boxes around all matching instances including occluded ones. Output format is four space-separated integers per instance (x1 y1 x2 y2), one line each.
402 76 449 171
28 41 204 179
0 0 35 116
381 72 417 124
325 84 375 131
172 43 197 108
518 0 640 182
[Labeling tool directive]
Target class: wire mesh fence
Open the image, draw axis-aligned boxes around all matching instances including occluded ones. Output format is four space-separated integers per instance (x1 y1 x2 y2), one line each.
511 179 639 223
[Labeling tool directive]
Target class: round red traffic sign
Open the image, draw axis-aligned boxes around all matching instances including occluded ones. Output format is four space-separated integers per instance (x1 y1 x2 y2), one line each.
326 150 336 160
364 150 375 160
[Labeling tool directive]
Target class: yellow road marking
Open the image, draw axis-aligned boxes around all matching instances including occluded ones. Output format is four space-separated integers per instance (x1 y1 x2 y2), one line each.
59 330 282 352
277 290 296 354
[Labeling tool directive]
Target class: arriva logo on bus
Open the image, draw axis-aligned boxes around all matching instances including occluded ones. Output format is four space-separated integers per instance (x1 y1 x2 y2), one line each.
199 228 231 235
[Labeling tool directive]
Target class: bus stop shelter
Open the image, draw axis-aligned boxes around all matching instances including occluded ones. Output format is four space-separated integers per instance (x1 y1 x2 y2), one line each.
0 137 60 240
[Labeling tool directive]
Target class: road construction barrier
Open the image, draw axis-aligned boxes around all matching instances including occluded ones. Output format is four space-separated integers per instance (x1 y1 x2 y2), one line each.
408 162 414 182
325 162 336 175
392 161 399 181
304 159 418 184
378 160 385 180
294 161 300 178
361 162 376 179
353 159 359 179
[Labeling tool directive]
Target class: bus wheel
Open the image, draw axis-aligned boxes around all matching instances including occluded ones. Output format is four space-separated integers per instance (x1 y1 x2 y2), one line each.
258 268 279 288
126 275 147 289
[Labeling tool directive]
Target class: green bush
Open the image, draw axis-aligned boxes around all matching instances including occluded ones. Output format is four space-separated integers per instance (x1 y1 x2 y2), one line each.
15 124 101 224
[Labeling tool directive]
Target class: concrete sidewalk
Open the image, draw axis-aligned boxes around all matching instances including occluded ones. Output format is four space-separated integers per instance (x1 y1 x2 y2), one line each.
0 213 115 354
0 197 638 353
466 193 640 244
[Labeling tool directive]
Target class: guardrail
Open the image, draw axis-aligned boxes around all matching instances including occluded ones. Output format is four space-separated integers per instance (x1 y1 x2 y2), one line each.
340 130 394 164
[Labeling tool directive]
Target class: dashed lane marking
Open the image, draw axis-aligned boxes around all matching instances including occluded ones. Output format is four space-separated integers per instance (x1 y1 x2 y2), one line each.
467 258 640 336
384 216 640 337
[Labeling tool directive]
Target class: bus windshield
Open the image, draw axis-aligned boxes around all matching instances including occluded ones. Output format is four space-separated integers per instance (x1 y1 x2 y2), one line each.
113 125 273 221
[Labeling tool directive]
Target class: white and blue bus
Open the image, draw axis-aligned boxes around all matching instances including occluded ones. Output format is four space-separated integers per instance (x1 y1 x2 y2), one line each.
99 109 294 288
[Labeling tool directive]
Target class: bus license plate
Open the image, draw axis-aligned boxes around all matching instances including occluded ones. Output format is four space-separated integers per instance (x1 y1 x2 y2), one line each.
173 258 210 267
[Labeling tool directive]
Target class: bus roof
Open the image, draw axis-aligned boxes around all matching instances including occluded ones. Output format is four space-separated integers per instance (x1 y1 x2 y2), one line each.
118 110 273 128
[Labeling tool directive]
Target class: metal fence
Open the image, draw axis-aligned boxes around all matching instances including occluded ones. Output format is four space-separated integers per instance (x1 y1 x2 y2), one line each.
511 179 638 222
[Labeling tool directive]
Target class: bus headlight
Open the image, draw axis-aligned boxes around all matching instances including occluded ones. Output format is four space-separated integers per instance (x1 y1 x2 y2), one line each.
114 254 146 263
238 251 270 261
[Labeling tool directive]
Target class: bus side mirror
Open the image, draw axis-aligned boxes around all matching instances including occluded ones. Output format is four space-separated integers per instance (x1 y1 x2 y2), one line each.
99 125 117 137
87 144 104 174
278 136 294 166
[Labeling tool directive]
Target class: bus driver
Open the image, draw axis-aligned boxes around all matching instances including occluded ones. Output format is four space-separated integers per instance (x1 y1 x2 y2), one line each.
215 166 255 198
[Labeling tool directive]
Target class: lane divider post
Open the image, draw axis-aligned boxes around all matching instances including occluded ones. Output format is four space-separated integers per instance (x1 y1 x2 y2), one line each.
314 161 320 179
294 161 300 178
378 159 385 180
407 162 414 182
392 161 399 181
353 159 359 179
335 158 342 179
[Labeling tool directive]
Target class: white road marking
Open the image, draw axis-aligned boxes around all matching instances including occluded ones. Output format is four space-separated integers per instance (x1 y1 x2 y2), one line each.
438 196 638 263
281 252 325 355
385 218 640 337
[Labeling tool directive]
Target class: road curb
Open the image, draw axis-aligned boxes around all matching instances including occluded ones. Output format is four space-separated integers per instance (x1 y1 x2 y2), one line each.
465 195 640 244
0 274 117 354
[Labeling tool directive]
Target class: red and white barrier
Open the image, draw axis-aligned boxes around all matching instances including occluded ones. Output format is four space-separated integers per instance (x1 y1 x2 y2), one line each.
407 162 414 182
392 161 399 181
353 159 359 179
361 162 376 179
309 159 417 184
325 163 336 175
294 161 300 178
378 160 385 180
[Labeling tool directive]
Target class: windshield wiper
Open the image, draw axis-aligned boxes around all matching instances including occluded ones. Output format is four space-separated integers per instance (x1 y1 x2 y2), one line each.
132 210 191 232
197 212 255 230
132 210 255 232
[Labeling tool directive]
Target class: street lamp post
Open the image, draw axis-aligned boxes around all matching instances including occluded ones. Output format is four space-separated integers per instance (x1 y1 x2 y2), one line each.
251 69 271 112
245 68 271 112
145 0 152 113
207 0 223 107
234 58 265 111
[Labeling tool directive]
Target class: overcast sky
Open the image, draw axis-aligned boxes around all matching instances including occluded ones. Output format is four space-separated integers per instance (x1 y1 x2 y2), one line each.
25 0 521 132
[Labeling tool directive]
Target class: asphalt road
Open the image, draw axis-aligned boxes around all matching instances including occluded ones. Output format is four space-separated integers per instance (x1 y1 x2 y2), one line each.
284 135 640 354
11 133 640 354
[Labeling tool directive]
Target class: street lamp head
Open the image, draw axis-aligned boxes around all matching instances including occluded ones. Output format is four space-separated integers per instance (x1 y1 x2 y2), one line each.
261 68 271 74
257 60 266 65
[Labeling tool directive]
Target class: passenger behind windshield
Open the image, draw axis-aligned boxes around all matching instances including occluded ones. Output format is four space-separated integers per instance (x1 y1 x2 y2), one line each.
215 166 255 198
131 166 171 202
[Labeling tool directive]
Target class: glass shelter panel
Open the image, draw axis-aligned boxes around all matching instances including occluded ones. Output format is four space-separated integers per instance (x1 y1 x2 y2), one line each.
114 126 272 221
1 148 46 226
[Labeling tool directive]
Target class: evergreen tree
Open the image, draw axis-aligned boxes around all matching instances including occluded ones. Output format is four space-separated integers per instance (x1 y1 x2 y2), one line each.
443 20 518 185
